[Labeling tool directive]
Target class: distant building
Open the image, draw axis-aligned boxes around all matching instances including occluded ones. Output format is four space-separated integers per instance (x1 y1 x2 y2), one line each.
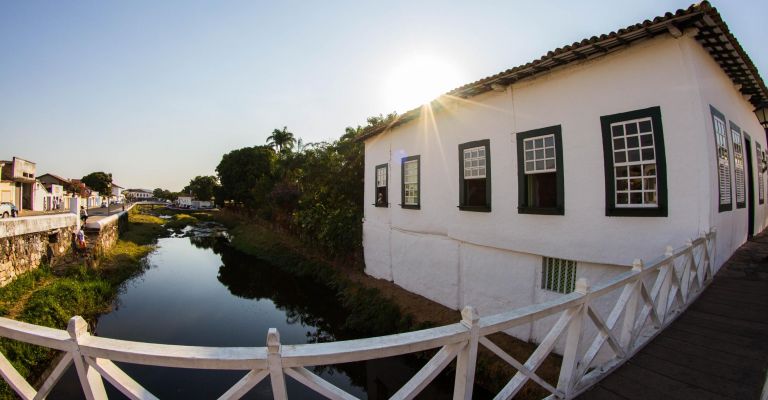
0 157 37 211
111 183 125 202
125 189 153 201
191 200 212 209
177 196 192 207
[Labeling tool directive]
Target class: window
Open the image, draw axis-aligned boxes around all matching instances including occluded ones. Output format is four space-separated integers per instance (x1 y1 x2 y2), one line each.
375 164 388 207
517 126 564 214
541 257 577 294
730 122 746 209
458 139 491 211
758 143 765 205
401 155 420 209
601 106 667 217
711 107 732 212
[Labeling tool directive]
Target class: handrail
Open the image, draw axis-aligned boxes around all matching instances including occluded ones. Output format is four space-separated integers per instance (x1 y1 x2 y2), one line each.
0 229 718 400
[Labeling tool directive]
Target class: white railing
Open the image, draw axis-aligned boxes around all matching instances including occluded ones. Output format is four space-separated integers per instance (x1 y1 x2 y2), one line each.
0 229 717 400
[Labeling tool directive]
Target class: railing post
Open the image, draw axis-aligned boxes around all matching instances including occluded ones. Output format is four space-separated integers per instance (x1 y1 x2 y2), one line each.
267 328 288 400
657 246 674 325
67 316 107 400
557 278 588 398
620 259 643 352
710 227 717 275
453 306 480 400
682 239 694 300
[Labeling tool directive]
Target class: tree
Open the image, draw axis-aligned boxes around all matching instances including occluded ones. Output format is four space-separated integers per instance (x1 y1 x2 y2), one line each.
153 188 179 201
216 146 276 209
266 126 296 153
81 172 112 195
183 176 220 201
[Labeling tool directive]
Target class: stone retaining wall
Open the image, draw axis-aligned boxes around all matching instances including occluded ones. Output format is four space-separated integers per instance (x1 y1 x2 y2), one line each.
0 223 77 286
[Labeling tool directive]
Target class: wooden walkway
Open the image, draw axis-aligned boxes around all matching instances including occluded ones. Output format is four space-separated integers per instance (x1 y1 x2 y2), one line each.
579 232 768 400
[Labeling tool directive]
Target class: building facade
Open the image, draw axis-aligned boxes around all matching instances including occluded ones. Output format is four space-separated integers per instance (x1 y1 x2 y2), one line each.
360 2 768 342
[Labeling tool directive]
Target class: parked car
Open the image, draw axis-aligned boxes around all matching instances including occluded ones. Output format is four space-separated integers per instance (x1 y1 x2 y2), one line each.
0 202 18 218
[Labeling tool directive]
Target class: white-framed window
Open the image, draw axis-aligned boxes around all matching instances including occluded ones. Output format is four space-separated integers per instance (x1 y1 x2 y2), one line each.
731 123 746 208
401 155 420 208
611 117 658 208
523 134 556 173
375 164 388 207
463 146 487 179
541 257 577 294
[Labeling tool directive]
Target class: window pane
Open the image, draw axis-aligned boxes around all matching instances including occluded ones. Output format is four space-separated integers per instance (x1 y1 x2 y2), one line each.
629 165 641 176
612 125 624 137
464 178 487 206
613 138 625 150
617 192 628 204
525 150 534 161
628 150 640 162
525 140 533 150
545 159 555 170
616 166 628 177
643 164 656 176
626 123 638 135
640 134 653 146
641 148 654 161
630 179 641 190
544 136 554 147
639 120 652 133
630 192 642 204
627 136 639 148
526 173 557 208
644 192 657 204
617 179 628 191
614 151 626 163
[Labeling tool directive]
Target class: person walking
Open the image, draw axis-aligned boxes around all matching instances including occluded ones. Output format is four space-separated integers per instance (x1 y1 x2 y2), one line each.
80 205 88 225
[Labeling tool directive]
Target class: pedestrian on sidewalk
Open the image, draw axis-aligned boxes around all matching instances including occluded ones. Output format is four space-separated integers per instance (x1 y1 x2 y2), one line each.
80 205 88 225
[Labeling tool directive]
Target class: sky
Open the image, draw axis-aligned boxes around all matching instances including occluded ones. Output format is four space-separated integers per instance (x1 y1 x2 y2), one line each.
1 1 765 191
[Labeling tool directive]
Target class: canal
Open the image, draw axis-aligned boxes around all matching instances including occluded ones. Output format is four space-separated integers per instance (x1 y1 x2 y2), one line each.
50 226 455 399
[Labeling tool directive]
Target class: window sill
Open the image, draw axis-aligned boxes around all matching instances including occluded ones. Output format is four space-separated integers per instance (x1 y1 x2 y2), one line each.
606 207 667 217
458 205 491 212
400 204 420 210
373 203 389 208
518 206 563 215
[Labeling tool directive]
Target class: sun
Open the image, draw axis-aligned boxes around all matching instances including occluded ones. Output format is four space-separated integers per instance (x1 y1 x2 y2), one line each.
383 54 465 112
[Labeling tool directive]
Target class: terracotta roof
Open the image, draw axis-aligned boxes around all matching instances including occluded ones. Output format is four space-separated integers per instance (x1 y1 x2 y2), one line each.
359 1 767 141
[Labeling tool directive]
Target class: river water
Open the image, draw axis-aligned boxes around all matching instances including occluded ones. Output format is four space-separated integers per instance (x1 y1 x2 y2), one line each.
50 228 457 399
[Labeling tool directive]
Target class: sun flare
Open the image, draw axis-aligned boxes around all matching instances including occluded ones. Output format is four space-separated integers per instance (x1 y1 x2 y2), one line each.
383 54 464 112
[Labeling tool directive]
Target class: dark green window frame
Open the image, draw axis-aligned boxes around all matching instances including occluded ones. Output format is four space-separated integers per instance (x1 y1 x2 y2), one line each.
711 106 732 212
458 139 491 212
600 106 668 217
516 125 564 215
400 155 420 209
374 163 388 208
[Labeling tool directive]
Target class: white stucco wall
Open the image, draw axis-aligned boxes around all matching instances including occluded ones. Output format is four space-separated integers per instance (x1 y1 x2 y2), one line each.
362 31 766 342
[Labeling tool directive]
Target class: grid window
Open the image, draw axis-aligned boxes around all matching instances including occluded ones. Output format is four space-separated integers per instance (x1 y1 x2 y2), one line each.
731 123 746 208
611 117 657 207
459 140 491 211
712 110 732 211
601 106 667 217
517 126 564 214
524 135 556 173
541 257 577 294
375 164 388 207
463 146 486 179
400 155 420 209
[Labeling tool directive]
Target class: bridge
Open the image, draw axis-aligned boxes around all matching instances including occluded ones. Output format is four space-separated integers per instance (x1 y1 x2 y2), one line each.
0 228 765 399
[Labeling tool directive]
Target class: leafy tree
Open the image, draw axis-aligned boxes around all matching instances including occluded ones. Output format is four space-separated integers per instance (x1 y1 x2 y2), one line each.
153 188 179 201
183 176 220 201
81 172 112 194
266 126 296 153
216 146 276 209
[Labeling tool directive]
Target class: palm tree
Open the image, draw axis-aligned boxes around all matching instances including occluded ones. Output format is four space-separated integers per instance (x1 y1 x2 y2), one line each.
266 126 296 153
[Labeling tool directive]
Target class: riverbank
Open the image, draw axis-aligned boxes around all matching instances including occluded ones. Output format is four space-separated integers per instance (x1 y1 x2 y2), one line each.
0 205 166 398
212 209 562 397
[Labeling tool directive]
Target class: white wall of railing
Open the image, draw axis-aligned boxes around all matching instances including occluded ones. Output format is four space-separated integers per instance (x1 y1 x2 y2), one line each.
0 229 717 400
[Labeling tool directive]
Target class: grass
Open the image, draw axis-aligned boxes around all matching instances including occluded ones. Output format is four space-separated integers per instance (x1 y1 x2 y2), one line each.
0 205 167 399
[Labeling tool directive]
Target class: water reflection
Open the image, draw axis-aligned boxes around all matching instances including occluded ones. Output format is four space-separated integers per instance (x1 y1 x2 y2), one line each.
50 234 456 399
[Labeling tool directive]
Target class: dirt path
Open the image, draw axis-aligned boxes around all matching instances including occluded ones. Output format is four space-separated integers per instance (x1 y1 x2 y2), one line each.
2 277 54 320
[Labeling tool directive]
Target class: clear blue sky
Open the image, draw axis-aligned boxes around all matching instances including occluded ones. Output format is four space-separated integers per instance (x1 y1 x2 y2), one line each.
1 1 765 191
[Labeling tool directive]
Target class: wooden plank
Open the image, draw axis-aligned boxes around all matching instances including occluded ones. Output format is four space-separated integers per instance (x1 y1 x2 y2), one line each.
668 321 768 351
598 365 730 400
650 335 763 370
0 317 72 351
681 310 768 335
479 337 557 395
630 352 757 399
284 367 358 400
281 323 468 368
662 322 768 361
578 386 628 400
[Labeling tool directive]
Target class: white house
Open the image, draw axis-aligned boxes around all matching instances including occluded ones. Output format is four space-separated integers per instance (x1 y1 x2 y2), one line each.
111 183 125 203
191 200 212 209
360 1 768 344
177 196 192 207
125 189 152 201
